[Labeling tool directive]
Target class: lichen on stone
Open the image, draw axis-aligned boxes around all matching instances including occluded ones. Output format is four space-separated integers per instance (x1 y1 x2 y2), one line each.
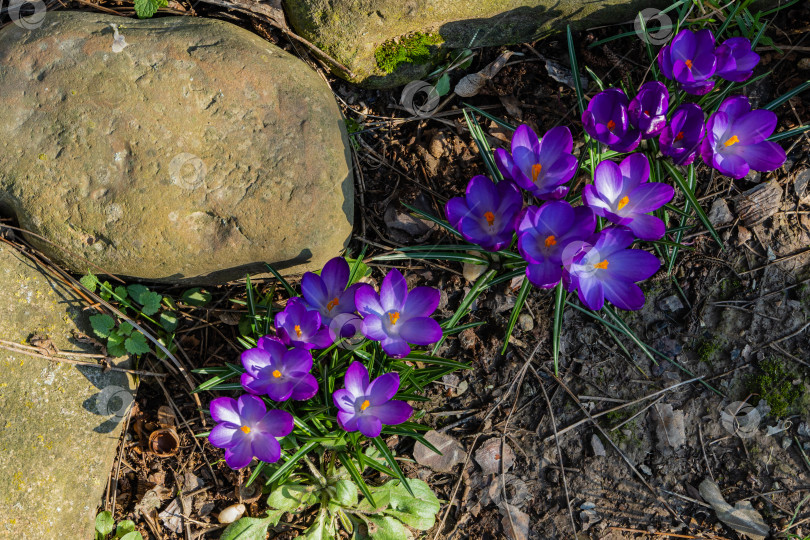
373 32 443 74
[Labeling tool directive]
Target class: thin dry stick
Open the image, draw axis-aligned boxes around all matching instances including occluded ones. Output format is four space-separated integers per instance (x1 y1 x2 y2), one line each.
534 366 577 536
0 338 105 358
607 527 726 539
0 342 167 378
109 401 136 513
697 423 715 484
610 395 665 431
754 320 810 352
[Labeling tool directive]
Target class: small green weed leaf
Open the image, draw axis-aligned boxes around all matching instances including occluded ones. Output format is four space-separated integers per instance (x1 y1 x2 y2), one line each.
125 332 150 355
181 288 212 307
334 479 359 508
458 48 474 69
90 314 115 339
107 332 127 357
345 257 371 285
126 284 149 304
337 508 354 534
385 479 440 530
366 515 408 540
219 514 278 540
99 281 113 301
159 311 179 333
301 510 333 540
434 73 450 96
118 533 143 540
95 511 114 535
266 483 316 512
115 520 136 537
134 0 166 18
114 285 128 301
139 291 163 316
80 273 98 292
117 322 134 336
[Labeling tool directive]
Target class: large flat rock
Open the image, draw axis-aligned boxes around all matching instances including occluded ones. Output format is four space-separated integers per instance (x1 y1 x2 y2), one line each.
0 12 353 284
285 0 666 88
0 243 135 539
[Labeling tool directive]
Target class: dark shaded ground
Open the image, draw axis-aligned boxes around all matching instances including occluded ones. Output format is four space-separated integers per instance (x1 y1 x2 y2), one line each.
4 1 810 538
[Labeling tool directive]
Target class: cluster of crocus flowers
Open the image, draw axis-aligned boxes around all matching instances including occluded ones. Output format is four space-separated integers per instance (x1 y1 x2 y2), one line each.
658 28 760 94
209 258 442 468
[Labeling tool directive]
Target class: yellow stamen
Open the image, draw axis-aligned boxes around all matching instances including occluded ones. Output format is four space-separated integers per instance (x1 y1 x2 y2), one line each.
294 324 302 338
327 297 339 311
272 369 282 378
544 235 557 247
618 196 629 211
724 135 740 147
531 163 543 183
484 211 495 226
594 259 609 270
240 426 251 434
685 59 693 69
675 131 684 142
607 120 616 132
360 399 370 411
388 312 400 325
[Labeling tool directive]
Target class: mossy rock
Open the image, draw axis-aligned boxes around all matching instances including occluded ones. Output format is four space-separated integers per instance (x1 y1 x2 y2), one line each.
284 0 669 88
0 243 135 538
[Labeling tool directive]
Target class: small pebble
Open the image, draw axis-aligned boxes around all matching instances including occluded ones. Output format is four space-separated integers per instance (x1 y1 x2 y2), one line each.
218 503 246 524
518 313 534 332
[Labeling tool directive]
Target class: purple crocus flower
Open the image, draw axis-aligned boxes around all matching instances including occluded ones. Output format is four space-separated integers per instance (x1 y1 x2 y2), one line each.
494 125 578 199
300 257 361 329
241 336 318 401
715 37 759 82
583 155 674 241
563 228 660 311
208 395 293 469
582 88 641 152
275 297 332 349
516 201 596 288
699 95 786 179
333 361 412 438
628 82 669 139
659 103 706 166
445 175 522 251
658 29 717 95
355 269 442 358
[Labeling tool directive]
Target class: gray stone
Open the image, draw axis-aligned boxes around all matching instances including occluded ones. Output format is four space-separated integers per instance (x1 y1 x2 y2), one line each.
708 199 734 227
0 243 134 539
285 0 668 88
794 169 810 204
413 430 466 473
0 12 352 284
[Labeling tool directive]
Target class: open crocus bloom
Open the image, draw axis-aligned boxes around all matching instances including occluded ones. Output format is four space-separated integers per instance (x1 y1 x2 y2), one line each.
715 37 759 82
516 201 596 288
445 175 522 251
699 95 786 179
494 125 578 199
582 88 641 152
563 228 660 311
658 28 717 95
628 81 669 139
659 103 705 166
300 257 361 329
582 154 674 240
240 336 318 402
333 361 412 438
355 268 442 358
275 297 332 349
208 395 293 469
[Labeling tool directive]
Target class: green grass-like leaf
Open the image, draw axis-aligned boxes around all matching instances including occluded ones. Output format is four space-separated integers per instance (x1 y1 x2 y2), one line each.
662 161 722 249
501 278 531 355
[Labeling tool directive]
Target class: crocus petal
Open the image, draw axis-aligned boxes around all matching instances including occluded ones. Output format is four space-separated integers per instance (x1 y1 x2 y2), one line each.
301 272 328 309
538 126 574 159
445 197 469 229
577 278 605 311
526 260 562 289
717 95 751 118
397 317 442 345
734 110 777 145
241 348 272 377
367 372 400 405
256 409 294 437
210 397 240 425
333 389 356 413
362 315 388 342
380 269 407 312
594 160 624 203
740 141 786 172
355 284 383 316
357 415 383 438
602 280 646 311
321 257 350 297
627 214 667 241
511 124 540 158
343 361 369 397
611 128 641 152
494 148 515 180
337 410 359 432
623 183 674 214
713 151 750 179
368 400 412 425
224 438 255 469
381 337 411 358
241 373 271 396
606 249 661 282
465 175 499 213
289 373 319 401
252 437 281 463
618 153 650 193
309 327 335 349
208 424 239 448
401 286 440 319
257 336 287 356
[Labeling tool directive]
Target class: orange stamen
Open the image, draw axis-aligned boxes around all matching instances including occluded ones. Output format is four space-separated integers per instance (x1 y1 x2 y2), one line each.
360 399 370 411
674 131 684 142
272 369 282 378
327 297 339 311
294 324 302 338
724 135 740 147
240 426 251 434
618 196 629 211
594 260 609 270
388 312 400 325
531 163 543 183
685 59 693 69
484 211 495 226
544 235 557 247
607 120 616 132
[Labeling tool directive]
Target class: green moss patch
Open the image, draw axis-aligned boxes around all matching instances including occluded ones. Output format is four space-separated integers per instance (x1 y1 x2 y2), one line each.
748 357 805 417
373 32 443 74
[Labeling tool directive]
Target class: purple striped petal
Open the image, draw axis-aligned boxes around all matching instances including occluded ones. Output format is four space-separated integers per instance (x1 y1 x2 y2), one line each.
734 110 777 145
627 214 667 241
381 337 411 358
380 269 407 312
398 317 442 345
333 389 356 413
367 372 400 405
594 160 624 203
402 287 440 318
355 284 383 316
358 415 383 438
210 397 240 425
623 183 674 214
618 153 650 192
252 437 281 463
224 438 254 469
368 401 412 426
739 141 786 172
361 315 388 341
577 278 605 311
208 424 239 448
343 362 369 397
256 409 294 438
526 260 562 289
321 257 350 297
602 280 646 311
238 395 268 424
